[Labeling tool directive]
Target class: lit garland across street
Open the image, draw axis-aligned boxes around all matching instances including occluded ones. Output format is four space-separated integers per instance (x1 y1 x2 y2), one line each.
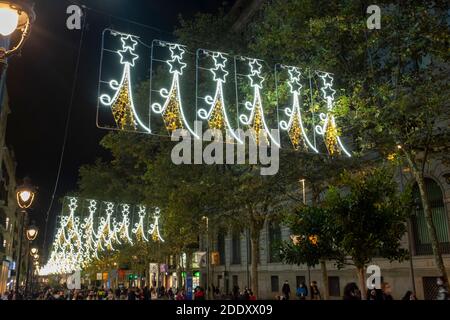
97 29 352 156
39 197 165 276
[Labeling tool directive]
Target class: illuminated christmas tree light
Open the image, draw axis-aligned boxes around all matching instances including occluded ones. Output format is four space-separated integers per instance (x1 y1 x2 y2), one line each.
315 72 351 157
148 207 164 242
99 33 151 133
151 42 199 138
197 51 243 143
279 66 319 152
113 204 133 245
132 205 149 242
239 58 280 147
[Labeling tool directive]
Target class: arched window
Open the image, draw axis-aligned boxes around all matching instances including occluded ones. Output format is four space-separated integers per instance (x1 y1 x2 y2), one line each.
412 178 450 255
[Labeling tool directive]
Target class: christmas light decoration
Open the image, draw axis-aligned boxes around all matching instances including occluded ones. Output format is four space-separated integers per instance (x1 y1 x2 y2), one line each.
151 41 199 138
114 204 134 245
40 197 166 275
279 66 318 152
132 205 149 242
80 200 99 264
197 51 243 143
315 72 351 157
148 207 164 242
99 33 151 133
239 58 280 147
95 202 116 252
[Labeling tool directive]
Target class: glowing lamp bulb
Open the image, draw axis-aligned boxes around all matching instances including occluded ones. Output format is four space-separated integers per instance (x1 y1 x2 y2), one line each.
0 8 19 36
19 190 31 202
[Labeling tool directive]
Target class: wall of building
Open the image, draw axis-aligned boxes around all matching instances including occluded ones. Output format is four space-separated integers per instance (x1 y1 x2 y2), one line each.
0 88 19 295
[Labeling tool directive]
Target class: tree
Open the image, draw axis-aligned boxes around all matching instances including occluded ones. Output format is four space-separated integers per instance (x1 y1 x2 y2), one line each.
248 0 450 286
325 166 411 298
280 206 342 300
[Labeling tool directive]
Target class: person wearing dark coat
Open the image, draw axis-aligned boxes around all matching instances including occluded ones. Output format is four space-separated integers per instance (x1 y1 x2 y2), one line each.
281 280 291 300
343 282 361 300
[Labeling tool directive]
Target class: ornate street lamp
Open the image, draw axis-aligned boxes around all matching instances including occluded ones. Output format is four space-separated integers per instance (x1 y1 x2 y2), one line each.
0 1 36 72
26 224 38 241
30 247 38 256
16 177 36 209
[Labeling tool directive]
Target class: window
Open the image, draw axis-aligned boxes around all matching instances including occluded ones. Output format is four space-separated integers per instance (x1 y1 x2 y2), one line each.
296 276 306 289
268 222 282 263
328 276 341 297
271 276 279 292
232 275 238 287
217 230 225 265
231 231 241 264
412 178 450 255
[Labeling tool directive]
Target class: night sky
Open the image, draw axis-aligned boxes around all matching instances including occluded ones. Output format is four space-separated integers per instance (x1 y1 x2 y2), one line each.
5 0 235 251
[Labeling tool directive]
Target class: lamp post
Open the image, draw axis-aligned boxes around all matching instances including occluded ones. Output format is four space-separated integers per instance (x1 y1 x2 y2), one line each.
0 1 35 74
299 178 311 289
25 225 38 297
202 216 210 300
15 177 36 297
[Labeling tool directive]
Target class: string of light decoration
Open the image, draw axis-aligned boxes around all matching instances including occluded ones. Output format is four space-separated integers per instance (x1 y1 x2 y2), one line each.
238 58 280 147
315 73 351 157
80 200 99 265
97 29 352 156
99 34 151 133
197 50 243 143
39 198 166 276
279 66 319 152
131 205 149 242
113 204 134 245
148 207 165 242
151 41 199 138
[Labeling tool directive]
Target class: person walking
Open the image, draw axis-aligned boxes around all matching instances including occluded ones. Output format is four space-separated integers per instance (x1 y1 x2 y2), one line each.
282 280 291 300
401 290 417 300
310 281 321 300
381 282 394 300
343 282 361 300
296 282 308 300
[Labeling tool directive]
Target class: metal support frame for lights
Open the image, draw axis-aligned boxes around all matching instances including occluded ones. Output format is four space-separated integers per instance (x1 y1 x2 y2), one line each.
0 1 36 73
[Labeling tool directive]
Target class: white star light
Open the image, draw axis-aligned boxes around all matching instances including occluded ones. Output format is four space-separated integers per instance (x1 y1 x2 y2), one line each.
118 48 139 67
212 52 227 67
121 35 138 51
249 59 263 75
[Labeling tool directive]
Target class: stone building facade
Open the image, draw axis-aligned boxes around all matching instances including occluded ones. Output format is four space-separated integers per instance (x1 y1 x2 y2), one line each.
0 89 19 295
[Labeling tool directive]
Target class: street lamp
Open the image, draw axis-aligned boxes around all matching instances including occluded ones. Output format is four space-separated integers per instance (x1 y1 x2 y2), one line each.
14 177 37 296
16 178 36 209
202 216 211 300
30 247 38 256
0 1 36 71
26 225 38 241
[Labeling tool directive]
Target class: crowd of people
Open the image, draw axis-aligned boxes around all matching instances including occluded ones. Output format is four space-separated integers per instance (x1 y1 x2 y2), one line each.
1 277 448 300
276 277 449 301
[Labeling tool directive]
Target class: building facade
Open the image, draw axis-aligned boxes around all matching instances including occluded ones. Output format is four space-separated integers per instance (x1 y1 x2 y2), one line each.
0 89 19 295
199 158 450 300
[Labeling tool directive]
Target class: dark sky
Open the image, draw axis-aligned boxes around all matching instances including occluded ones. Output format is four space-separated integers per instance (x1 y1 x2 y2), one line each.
5 0 236 251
